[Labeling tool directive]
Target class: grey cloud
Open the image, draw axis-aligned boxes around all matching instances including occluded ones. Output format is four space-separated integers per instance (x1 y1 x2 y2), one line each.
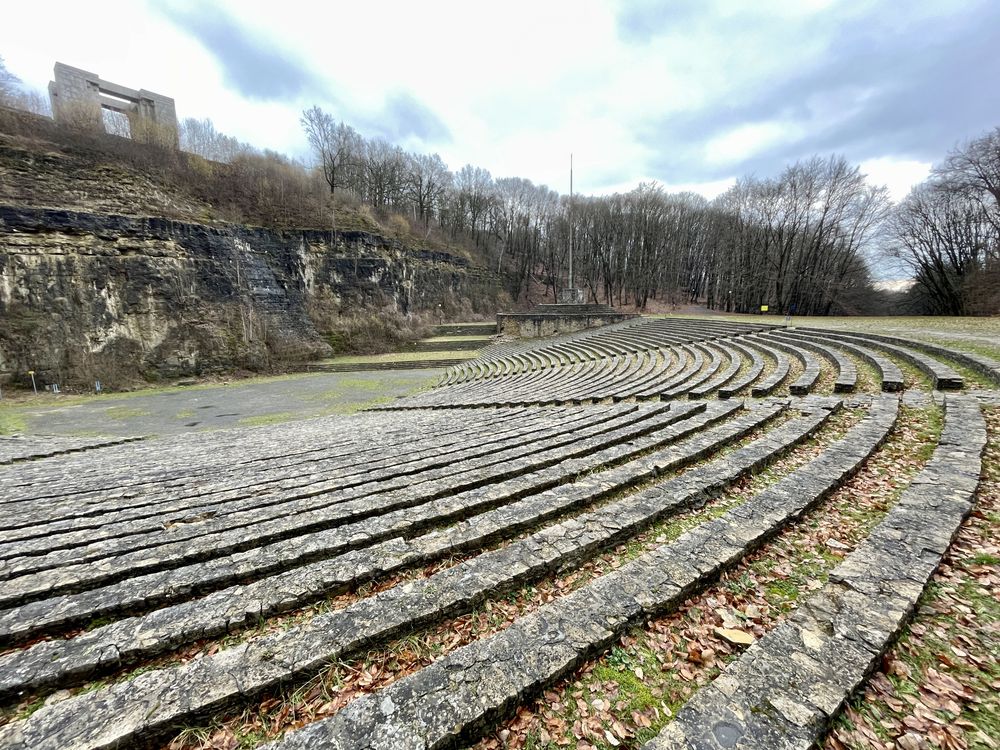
158 4 325 101
159 4 449 145
624 1 1000 184
359 91 452 144
617 0 718 43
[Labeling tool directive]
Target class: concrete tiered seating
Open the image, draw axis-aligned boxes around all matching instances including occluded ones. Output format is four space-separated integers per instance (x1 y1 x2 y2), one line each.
3 314 993 750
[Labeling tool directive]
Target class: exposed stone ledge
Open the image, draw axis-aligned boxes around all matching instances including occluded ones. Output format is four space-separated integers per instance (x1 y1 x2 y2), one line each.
643 394 985 750
254 398 895 750
0 400 825 749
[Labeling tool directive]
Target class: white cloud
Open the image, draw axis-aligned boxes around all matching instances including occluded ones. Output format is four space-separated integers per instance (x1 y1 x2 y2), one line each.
705 122 793 167
860 158 932 202
661 177 736 199
0 0 985 204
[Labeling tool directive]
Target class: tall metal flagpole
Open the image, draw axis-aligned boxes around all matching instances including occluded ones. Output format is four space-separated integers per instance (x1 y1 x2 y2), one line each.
569 153 574 293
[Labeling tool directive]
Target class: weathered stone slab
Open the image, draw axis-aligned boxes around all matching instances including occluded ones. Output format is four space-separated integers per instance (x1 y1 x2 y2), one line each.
0 403 649 562
802 329 965 390
768 330 856 393
0 403 715 646
0 400 840 748
1 406 701 606
642 394 983 750
250 397 895 750
0 435 143 465
718 340 765 399
784 331 904 392
0 405 589 528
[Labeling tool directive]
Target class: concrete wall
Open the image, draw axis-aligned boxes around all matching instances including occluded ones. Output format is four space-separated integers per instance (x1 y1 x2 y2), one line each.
497 312 637 338
0 206 504 385
48 63 178 144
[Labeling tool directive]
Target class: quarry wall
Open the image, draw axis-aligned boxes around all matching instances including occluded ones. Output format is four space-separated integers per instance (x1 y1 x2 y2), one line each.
0 206 502 386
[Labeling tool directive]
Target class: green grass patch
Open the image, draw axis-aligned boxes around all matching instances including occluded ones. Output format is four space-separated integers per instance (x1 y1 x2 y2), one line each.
421 335 492 343
319 350 478 364
236 412 298 427
103 406 150 420
969 552 1000 566
0 409 27 435
895 358 933 391
898 335 1000 362
593 660 659 713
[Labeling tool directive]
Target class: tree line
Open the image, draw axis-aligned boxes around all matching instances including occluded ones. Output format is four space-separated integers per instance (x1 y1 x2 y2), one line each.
298 103 997 315
2 55 996 315
889 128 999 315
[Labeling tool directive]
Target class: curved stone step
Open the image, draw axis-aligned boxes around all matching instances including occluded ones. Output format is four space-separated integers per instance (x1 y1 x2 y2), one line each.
0 435 144 465
718 340 765 398
803 329 964 390
644 394 983 750
745 338 791 397
768 330 856 393
754 334 821 395
0 403 740 695
784 331 904 392
0 401 832 750
252 397 897 750
0 407 726 646
688 339 742 398
855 332 999 386
0 407 604 540
3 407 684 602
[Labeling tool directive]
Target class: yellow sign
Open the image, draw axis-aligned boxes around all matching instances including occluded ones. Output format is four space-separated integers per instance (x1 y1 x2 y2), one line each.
760 305 769 312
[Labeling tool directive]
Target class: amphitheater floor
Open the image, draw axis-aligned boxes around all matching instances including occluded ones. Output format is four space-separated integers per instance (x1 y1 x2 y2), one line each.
1 369 443 437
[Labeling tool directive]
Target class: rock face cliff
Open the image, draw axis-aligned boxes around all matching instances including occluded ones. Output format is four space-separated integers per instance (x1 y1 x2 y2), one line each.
0 206 501 386
0 114 505 386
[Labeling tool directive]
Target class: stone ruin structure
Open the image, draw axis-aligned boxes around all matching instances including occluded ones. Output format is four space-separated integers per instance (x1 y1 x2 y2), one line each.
47 62 177 145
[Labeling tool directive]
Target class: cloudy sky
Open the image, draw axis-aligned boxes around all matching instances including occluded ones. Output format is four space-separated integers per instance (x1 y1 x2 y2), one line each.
2 0 998 201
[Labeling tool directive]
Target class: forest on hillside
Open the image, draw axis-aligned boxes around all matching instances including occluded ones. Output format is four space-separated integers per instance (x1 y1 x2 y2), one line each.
3 56 998 316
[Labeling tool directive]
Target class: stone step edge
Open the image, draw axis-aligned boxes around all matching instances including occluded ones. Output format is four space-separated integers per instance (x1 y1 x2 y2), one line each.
0 403 657 560
0 404 739 697
0 406 585 524
0 436 145 466
0 405 681 600
642 394 985 750
255 396 898 750
801 329 964 391
0 402 827 749
0 403 715 649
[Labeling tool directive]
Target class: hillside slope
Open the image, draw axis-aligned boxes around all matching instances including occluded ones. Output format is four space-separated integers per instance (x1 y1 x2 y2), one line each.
0 113 504 387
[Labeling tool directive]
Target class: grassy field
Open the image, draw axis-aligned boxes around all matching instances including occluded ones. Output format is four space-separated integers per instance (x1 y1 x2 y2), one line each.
420 335 493 343
317 349 480 364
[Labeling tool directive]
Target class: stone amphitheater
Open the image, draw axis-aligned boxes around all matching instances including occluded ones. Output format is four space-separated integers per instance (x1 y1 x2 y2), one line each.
0 317 996 750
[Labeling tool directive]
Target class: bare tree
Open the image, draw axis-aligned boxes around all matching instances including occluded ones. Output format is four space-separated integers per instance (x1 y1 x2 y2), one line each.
300 106 360 196
451 164 494 242
0 56 20 107
360 138 407 213
179 117 251 163
405 153 451 226
934 127 1000 212
886 126 1000 315
890 183 998 315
